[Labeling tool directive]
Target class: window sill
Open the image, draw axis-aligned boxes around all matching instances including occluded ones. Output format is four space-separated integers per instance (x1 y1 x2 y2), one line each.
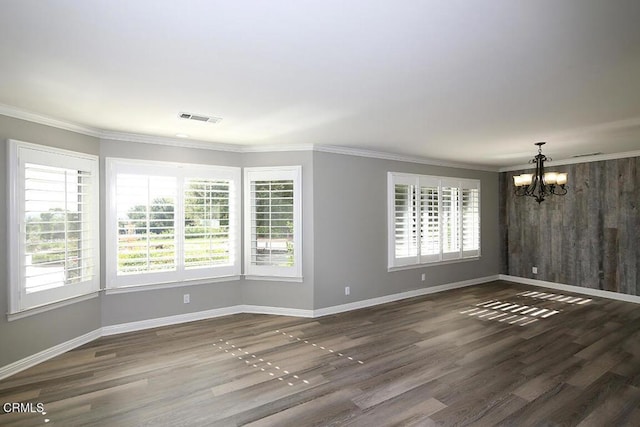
7 292 100 321
388 256 481 272
244 275 304 283
105 275 241 294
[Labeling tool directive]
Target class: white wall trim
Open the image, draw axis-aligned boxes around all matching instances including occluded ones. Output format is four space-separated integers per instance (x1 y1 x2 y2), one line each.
7 293 100 322
313 144 497 172
313 275 499 317
101 306 244 336
0 103 103 138
499 274 640 304
499 150 640 172
241 305 314 318
0 329 102 381
241 143 315 153
100 132 243 152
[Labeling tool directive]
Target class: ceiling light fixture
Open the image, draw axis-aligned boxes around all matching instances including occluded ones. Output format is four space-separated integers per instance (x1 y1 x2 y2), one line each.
513 142 568 203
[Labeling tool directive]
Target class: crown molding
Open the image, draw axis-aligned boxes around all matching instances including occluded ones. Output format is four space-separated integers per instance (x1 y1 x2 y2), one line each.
0 103 102 138
0 103 498 172
242 143 315 152
99 130 244 152
313 144 498 172
499 149 640 172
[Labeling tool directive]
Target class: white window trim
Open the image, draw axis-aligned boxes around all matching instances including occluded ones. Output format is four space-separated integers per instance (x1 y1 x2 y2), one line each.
387 172 481 271
7 139 100 315
105 157 241 289
243 166 302 280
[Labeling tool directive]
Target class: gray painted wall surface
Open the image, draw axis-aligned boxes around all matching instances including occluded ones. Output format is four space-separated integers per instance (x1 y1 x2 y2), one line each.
312 151 500 309
241 151 314 310
501 157 640 296
0 116 102 368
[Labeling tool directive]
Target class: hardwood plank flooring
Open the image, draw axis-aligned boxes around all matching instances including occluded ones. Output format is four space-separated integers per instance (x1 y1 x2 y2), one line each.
2 280 640 426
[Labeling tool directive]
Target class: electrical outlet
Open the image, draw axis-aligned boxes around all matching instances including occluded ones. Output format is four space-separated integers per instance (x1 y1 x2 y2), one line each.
345 286 350 296
421 273 426 281
183 294 190 304
532 266 538 274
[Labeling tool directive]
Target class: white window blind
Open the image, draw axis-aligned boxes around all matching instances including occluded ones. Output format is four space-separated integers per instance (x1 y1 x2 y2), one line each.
394 183 417 259
107 159 240 288
184 178 233 269
244 166 302 279
420 185 440 260
116 174 176 275
8 140 100 313
388 172 480 269
462 186 480 257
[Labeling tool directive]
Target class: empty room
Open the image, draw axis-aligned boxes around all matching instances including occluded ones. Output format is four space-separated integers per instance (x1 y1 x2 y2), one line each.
1 0 640 425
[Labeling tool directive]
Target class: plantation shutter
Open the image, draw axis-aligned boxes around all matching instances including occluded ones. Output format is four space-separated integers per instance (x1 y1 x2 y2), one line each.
461 180 480 257
441 180 461 260
244 167 302 279
419 175 441 263
388 172 480 269
184 178 233 268
10 141 100 313
116 174 177 275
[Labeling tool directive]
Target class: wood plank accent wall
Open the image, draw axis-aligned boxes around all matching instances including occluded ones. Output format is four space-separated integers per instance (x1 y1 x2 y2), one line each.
500 156 640 296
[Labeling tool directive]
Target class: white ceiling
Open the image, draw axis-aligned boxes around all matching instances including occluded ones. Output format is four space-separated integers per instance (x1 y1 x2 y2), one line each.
1 0 640 168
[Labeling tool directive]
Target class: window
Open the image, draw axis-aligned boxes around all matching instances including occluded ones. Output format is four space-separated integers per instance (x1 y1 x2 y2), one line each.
8 140 100 313
106 158 240 288
388 172 480 269
244 166 302 280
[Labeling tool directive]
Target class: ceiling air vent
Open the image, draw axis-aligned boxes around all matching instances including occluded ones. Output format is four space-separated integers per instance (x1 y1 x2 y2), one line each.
178 112 222 124
571 152 603 158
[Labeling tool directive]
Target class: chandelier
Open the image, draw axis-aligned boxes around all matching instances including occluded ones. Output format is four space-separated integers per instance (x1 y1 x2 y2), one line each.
513 142 567 203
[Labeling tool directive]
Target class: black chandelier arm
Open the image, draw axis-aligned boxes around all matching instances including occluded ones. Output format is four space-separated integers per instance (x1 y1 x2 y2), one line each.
550 184 568 195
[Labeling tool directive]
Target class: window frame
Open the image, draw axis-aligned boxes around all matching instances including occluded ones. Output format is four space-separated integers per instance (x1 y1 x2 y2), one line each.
105 158 241 289
7 139 100 315
387 172 481 270
243 166 302 281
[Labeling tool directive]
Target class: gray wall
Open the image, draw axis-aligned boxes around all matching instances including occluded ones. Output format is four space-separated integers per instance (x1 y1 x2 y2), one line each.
241 151 314 310
313 151 501 309
1 114 500 370
0 115 102 368
500 157 640 296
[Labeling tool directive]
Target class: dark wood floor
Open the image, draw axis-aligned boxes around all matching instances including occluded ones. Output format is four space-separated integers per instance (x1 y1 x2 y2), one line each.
2 280 640 426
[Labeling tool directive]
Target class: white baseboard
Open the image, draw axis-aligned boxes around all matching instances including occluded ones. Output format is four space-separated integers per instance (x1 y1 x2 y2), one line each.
241 305 314 318
313 275 500 317
499 274 640 304
101 305 244 336
0 329 101 381
1 275 500 380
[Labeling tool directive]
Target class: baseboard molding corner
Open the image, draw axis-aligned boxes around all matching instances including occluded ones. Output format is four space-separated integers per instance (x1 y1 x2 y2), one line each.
498 274 640 304
0 328 102 381
313 274 500 317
